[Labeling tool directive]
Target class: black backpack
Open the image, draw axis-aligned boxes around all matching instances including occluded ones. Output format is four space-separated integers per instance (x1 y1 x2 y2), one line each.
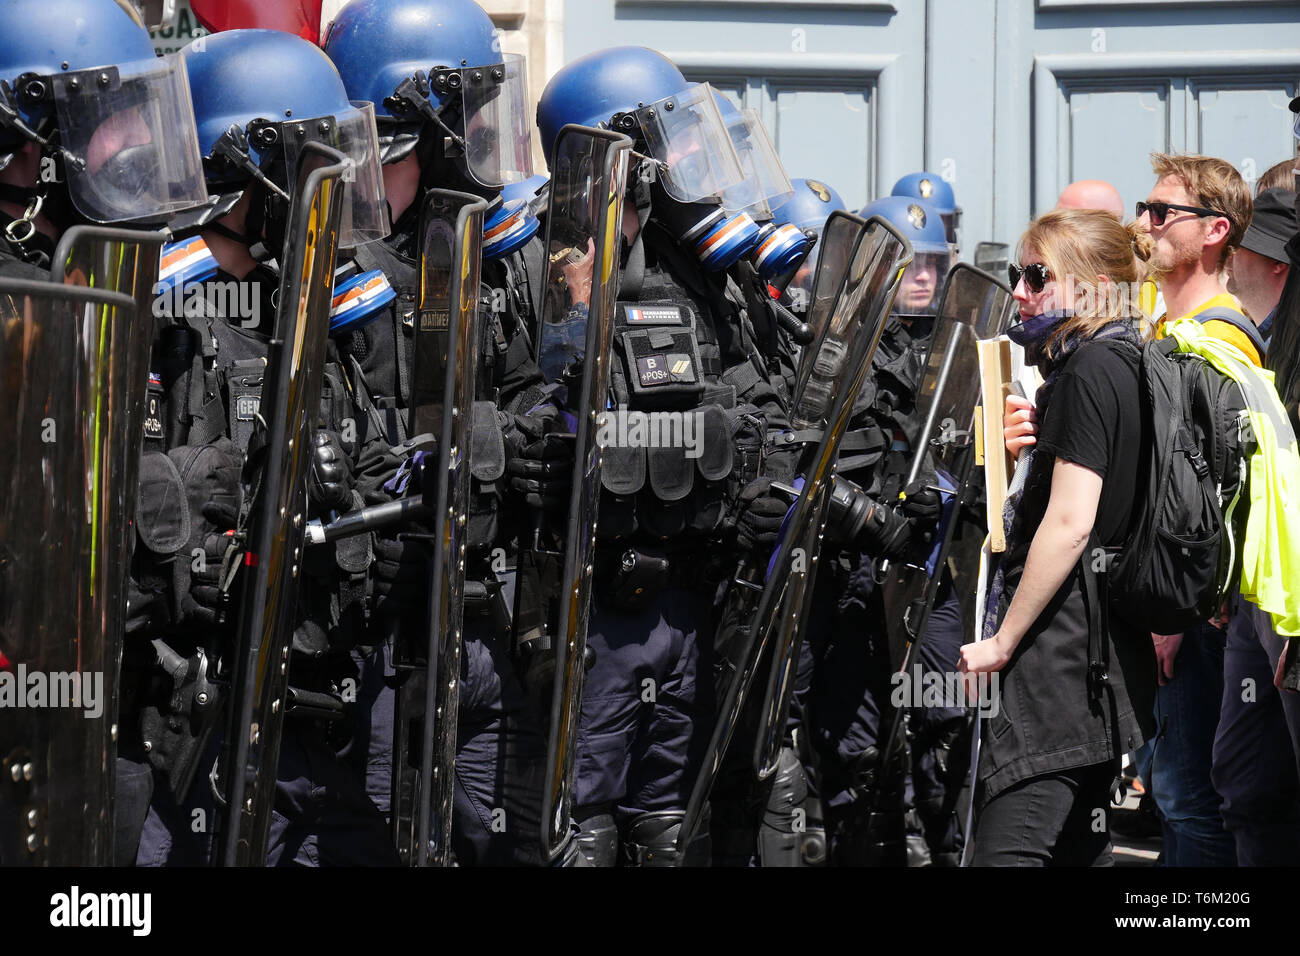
1105 310 1260 633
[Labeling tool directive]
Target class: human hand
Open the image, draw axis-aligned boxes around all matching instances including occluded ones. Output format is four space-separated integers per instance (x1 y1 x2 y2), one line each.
1153 632 1183 685
1004 393 1038 460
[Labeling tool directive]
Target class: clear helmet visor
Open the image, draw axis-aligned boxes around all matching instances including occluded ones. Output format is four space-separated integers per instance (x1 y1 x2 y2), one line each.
631 83 746 204
720 108 793 219
777 230 821 314
895 248 952 316
444 53 535 188
50 53 207 223
283 101 390 248
941 208 961 245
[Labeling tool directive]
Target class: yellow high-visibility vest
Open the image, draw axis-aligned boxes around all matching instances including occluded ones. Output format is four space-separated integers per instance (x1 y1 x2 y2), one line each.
1166 317 1300 636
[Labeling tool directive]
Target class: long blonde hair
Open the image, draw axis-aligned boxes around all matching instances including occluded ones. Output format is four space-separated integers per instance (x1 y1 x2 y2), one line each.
1017 207 1152 361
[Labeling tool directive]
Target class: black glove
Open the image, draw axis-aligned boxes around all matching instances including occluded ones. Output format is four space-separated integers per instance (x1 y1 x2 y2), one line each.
854 500 913 560
370 534 429 621
900 480 941 523
507 430 575 513
309 428 353 516
733 477 790 556
186 499 237 625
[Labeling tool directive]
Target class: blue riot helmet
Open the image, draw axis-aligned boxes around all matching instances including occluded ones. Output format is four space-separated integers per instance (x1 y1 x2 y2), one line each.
766 178 847 312
776 178 847 232
536 46 753 270
323 0 533 191
181 29 389 250
891 170 960 248
0 0 207 231
536 47 743 201
483 171 546 259
860 195 951 318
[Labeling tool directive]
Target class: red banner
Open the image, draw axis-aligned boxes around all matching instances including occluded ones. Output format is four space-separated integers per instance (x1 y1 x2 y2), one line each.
189 0 324 44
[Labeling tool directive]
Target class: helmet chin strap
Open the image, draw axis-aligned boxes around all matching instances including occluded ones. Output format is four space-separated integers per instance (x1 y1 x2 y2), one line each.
0 177 79 258
204 178 279 263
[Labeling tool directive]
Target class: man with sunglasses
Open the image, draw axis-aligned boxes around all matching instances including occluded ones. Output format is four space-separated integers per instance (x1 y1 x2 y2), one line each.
1134 152 1258 868
1137 153 1261 365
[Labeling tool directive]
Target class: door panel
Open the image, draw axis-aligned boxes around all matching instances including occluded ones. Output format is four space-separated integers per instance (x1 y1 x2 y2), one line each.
563 0 1300 250
1067 85 1170 216
1195 82 1300 186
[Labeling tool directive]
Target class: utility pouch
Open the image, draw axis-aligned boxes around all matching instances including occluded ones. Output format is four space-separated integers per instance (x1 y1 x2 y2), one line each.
603 546 672 611
612 301 706 409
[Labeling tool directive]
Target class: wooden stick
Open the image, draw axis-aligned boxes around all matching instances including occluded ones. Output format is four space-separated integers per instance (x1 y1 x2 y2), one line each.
978 338 1014 552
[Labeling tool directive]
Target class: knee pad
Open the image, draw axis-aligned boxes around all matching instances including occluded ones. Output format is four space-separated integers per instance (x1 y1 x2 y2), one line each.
623 810 711 867
758 746 809 868
905 807 932 868
801 794 828 867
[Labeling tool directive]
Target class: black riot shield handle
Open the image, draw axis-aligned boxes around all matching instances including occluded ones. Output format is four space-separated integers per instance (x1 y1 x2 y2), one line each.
213 142 348 867
530 125 632 863
675 214 913 861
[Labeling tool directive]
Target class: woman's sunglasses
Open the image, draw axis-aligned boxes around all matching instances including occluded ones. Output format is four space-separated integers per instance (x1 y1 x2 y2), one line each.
1008 262 1052 293
1135 201 1230 227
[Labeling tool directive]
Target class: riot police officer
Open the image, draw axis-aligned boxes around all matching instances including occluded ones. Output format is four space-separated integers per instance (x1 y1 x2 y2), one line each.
534 46 797 866
767 178 848 316
891 171 961 255
123 27 398 866
323 0 553 865
0 0 207 280
801 194 960 866
0 0 211 866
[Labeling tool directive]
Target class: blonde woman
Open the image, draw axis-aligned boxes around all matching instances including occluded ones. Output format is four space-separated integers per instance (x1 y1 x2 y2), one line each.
959 208 1158 865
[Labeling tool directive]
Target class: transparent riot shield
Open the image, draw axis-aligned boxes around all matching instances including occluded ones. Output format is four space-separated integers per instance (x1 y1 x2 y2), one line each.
0 278 149 865
866 263 1015 863
215 142 348 866
385 189 486 866
54 225 167 591
881 262 1015 668
676 213 913 856
520 125 631 862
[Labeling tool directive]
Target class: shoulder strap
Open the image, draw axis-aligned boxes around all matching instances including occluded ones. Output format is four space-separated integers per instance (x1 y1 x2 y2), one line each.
1194 306 1266 358
1080 540 1125 804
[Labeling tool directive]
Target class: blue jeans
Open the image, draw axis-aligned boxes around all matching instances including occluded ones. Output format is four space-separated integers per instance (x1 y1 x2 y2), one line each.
1149 621 1235 867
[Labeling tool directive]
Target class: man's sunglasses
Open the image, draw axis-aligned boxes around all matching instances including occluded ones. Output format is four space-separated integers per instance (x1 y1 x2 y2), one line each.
1008 262 1052 293
1135 201 1230 227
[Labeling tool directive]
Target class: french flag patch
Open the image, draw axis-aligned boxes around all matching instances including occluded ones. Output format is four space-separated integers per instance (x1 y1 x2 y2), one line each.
157 236 218 294
330 269 396 334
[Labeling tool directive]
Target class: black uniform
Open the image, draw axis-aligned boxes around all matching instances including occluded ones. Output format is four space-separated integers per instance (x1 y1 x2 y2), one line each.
336 219 554 865
121 264 398 866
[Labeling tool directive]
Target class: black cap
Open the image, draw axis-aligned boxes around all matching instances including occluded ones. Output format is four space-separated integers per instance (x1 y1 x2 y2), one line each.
1240 187 1297 264
1292 94 1300 113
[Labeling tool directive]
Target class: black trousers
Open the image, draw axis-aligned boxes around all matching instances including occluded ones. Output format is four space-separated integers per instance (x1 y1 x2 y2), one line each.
970 762 1115 866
